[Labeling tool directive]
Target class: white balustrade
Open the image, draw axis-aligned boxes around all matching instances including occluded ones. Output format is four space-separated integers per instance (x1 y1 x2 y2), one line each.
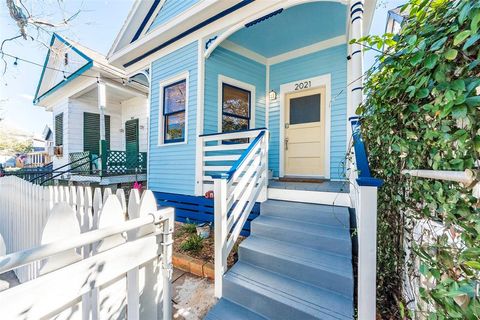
199 128 267 191
209 129 269 297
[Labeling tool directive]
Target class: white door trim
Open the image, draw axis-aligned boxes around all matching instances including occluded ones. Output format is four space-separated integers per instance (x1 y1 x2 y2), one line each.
279 73 331 179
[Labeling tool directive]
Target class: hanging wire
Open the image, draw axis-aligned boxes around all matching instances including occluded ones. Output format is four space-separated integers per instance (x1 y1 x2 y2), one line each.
0 50 129 83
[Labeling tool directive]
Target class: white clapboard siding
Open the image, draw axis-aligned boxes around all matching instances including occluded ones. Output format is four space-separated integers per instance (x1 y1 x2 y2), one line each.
0 175 173 320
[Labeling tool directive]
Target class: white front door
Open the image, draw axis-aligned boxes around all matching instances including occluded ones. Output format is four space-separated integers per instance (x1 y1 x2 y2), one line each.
284 87 326 177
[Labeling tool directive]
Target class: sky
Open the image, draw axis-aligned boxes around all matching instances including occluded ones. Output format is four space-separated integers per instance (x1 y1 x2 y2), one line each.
0 0 404 136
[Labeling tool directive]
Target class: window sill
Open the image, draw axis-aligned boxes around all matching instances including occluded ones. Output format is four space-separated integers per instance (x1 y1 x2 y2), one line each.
157 140 188 147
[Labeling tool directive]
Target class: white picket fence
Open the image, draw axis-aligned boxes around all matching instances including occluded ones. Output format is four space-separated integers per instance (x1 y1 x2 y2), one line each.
0 176 173 320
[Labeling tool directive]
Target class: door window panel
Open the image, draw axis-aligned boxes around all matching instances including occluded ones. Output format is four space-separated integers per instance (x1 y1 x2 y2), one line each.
289 94 321 125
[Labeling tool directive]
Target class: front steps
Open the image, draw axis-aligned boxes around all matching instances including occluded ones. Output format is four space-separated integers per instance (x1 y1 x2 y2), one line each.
205 200 354 320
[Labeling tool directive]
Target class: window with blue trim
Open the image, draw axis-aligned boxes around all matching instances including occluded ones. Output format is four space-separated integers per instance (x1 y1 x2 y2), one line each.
222 83 250 133
163 80 186 143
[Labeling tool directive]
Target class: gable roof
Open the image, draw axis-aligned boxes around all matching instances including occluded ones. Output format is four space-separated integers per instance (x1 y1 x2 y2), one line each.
108 0 244 67
34 33 125 105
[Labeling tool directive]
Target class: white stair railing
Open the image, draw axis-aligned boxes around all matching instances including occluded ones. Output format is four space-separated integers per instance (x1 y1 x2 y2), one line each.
349 117 383 320
199 128 267 194
209 129 268 297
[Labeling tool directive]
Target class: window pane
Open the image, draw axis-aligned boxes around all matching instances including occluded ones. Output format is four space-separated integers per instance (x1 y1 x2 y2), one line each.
289 94 321 125
223 84 250 118
165 112 185 142
164 81 186 114
222 115 248 133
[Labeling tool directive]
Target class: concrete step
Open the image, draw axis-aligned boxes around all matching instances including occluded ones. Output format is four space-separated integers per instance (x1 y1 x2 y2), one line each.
239 236 353 297
251 215 351 256
261 200 350 227
223 262 353 320
205 298 267 320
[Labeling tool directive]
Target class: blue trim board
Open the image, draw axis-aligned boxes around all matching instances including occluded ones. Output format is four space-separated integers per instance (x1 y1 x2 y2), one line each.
33 33 94 104
131 0 162 43
245 8 283 28
349 118 383 187
154 192 260 236
124 0 255 68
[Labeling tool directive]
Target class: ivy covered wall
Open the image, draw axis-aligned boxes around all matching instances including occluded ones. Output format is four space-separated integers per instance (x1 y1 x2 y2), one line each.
356 0 480 318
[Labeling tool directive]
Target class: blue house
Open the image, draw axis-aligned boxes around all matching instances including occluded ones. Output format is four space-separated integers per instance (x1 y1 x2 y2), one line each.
108 1 380 319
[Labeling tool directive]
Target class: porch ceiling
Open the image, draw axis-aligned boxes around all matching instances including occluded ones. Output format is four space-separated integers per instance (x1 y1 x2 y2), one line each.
227 2 346 58
80 86 133 104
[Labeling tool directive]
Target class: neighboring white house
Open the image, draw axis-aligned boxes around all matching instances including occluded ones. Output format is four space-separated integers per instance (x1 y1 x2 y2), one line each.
33 33 150 185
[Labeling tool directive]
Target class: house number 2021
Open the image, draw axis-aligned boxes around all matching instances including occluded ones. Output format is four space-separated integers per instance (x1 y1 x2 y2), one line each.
294 80 311 90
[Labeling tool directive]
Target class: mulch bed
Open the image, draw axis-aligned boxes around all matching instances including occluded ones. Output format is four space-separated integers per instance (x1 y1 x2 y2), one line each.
174 222 244 267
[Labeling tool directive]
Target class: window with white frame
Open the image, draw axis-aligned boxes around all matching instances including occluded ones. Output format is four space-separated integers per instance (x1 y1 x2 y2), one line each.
221 83 251 133
162 79 186 143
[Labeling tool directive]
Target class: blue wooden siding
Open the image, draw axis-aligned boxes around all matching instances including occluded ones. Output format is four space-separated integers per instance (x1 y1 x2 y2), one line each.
154 192 260 236
148 0 200 32
269 44 348 180
204 46 266 134
149 41 198 195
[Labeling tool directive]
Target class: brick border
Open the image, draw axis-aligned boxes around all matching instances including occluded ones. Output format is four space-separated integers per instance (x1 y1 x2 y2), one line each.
173 252 214 280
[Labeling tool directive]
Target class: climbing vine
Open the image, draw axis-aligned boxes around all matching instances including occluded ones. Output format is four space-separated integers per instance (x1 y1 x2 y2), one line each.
355 0 480 318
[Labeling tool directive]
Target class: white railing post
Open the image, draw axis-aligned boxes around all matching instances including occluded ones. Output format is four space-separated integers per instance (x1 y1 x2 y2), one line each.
357 184 378 320
260 132 268 202
214 178 228 298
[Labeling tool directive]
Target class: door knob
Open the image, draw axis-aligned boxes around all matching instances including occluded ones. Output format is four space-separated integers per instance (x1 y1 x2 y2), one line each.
285 137 289 150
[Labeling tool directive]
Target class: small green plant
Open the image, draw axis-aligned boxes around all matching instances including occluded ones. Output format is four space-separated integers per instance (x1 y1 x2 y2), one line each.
180 221 197 235
180 234 204 253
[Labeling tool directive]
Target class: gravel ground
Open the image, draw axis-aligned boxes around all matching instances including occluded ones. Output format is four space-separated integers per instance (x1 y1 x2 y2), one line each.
172 268 216 320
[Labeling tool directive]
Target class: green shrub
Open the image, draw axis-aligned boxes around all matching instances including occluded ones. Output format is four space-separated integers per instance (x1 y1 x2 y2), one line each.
180 221 197 235
355 0 480 318
180 234 204 253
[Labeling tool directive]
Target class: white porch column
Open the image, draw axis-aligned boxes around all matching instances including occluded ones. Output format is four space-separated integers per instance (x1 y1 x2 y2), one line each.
97 80 107 174
347 1 364 202
98 80 106 141
348 0 364 118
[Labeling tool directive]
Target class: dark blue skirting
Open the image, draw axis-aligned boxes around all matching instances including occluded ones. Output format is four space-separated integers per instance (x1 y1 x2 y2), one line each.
153 192 260 236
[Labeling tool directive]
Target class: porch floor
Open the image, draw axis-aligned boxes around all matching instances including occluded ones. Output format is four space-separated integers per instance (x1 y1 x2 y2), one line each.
68 173 147 185
268 179 349 193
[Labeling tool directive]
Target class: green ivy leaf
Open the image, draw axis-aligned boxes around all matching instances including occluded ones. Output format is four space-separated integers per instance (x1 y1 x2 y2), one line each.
430 36 448 51
444 48 458 60
425 54 438 69
465 96 480 107
451 79 466 91
452 104 468 119
416 88 430 99
410 52 424 66
407 34 418 45
471 10 480 33
408 104 420 112
453 30 472 46
464 261 480 270
463 33 480 50
450 158 464 170
474 136 480 153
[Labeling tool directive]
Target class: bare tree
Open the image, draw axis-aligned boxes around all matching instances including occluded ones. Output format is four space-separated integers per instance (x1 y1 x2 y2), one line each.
1 0 81 74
